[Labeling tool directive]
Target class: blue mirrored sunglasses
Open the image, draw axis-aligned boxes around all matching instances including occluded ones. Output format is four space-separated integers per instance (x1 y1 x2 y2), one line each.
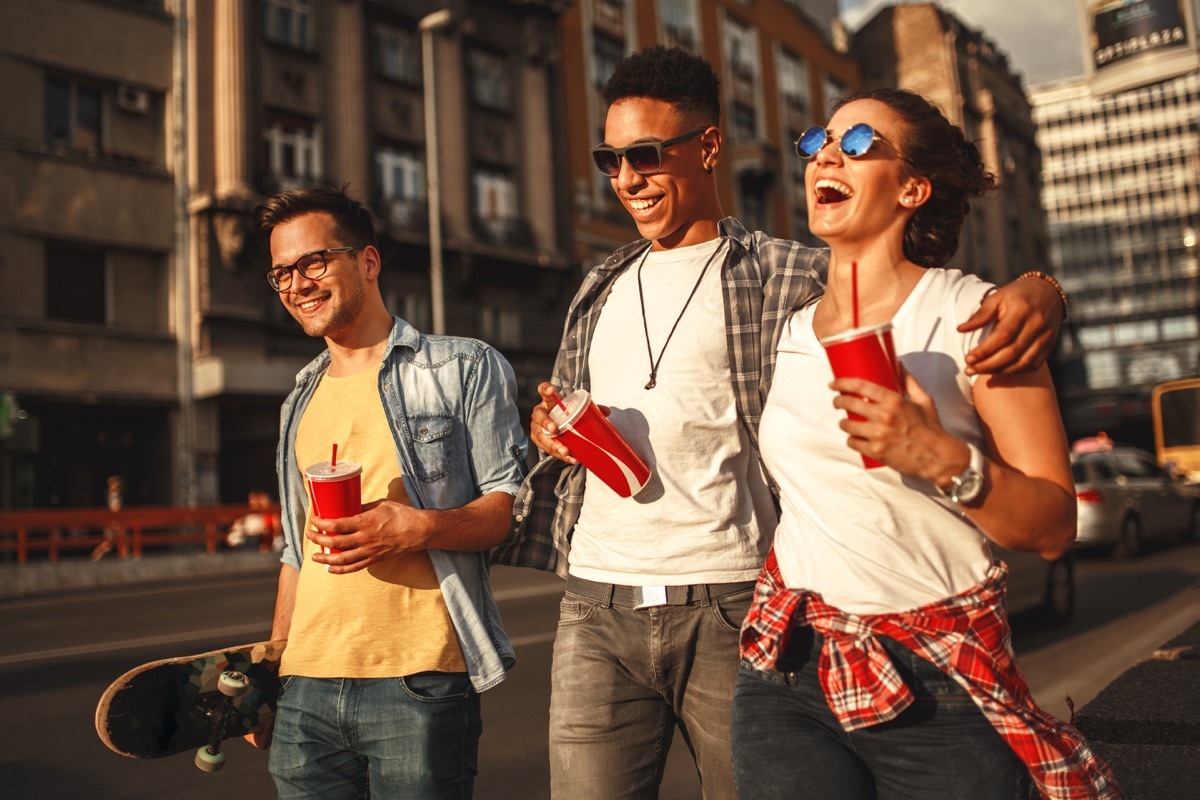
795 122 892 160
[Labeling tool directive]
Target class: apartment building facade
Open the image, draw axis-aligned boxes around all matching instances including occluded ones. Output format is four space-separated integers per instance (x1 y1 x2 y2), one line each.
0 0 178 509
186 0 573 504
559 0 859 272
0 0 574 508
853 3 1048 288
1031 74 1200 445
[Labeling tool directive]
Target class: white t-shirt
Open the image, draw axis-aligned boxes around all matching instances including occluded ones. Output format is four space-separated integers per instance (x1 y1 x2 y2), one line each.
570 239 777 585
762 268 997 614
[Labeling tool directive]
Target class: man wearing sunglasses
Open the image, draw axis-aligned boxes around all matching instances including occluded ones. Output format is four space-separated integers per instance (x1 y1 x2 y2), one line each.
251 186 528 799
495 46 1066 800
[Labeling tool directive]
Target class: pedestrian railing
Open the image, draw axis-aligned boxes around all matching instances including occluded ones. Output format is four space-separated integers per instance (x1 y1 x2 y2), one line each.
0 505 280 565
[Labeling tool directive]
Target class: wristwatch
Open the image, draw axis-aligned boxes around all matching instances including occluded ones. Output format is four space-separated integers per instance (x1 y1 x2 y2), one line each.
941 443 986 506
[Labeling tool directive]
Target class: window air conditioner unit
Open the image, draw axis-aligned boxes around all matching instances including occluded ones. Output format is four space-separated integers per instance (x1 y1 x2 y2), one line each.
117 84 150 114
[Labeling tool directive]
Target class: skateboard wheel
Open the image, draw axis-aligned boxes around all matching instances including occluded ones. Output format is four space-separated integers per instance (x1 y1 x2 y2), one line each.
218 671 250 698
195 746 226 772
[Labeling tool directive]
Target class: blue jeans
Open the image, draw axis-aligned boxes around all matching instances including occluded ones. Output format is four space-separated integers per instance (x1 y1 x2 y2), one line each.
730 627 1032 800
268 674 482 800
548 582 754 800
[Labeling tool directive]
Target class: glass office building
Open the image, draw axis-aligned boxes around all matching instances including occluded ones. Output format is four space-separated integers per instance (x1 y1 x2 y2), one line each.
1031 72 1200 446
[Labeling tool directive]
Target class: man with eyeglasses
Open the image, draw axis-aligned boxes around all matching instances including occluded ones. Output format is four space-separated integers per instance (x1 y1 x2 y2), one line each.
493 46 1067 800
251 185 528 799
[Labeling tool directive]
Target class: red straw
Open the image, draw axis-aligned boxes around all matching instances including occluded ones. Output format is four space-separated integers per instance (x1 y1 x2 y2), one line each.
331 444 338 468
550 390 567 412
851 261 859 329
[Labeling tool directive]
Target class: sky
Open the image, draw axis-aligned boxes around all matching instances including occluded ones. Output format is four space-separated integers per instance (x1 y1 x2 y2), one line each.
838 0 1088 86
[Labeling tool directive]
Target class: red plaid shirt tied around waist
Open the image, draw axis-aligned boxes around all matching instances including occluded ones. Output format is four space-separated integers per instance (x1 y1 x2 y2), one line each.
740 550 1122 800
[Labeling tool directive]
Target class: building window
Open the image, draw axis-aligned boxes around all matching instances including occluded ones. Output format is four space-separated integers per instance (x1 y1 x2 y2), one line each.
823 74 846 114
264 115 321 187
46 242 106 325
731 101 757 139
724 15 759 89
591 32 625 89
596 0 626 26
661 0 699 51
375 25 419 84
480 304 522 348
376 147 425 202
385 290 431 331
45 75 103 153
472 169 522 243
468 48 512 112
264 0 314 51
778 49 810 119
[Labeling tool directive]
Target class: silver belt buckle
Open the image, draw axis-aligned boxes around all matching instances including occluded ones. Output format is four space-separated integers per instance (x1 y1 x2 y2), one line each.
635 585 668 609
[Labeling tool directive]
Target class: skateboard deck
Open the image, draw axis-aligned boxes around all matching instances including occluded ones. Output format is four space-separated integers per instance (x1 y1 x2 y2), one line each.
95 640 286 771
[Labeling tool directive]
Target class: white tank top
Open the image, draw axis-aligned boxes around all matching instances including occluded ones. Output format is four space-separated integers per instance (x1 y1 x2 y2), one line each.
763 268 997 614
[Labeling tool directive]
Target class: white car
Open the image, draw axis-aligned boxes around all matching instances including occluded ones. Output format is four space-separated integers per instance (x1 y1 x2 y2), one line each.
1072 444 1200 558
995 545 1074 628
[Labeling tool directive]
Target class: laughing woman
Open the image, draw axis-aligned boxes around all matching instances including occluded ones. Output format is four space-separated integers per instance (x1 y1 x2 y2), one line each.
729 89 1121 799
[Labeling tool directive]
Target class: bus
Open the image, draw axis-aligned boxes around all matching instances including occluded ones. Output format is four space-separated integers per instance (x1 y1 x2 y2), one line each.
1152 377 1200 481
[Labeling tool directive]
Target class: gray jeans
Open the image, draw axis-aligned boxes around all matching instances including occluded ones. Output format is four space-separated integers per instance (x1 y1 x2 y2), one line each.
548 579 755 800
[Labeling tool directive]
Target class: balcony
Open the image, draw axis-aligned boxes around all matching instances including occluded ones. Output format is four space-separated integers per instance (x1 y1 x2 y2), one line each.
384 197 429 237
471 215 534 250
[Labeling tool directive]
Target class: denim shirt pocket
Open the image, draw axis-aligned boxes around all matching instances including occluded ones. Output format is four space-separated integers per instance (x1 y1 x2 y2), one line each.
408 414 454 483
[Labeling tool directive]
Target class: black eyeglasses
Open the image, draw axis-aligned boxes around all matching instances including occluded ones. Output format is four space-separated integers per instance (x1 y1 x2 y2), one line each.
795 122 907 162
265 246 361 291
591 127 707 177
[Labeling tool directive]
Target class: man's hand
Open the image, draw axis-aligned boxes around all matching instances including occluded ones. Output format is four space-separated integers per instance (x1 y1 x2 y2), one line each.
530 381 610 465
309 499 431 574
959 275 1063 375
244 720 274 750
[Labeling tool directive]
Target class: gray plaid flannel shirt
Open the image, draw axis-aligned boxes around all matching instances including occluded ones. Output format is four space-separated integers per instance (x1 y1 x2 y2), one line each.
492 217 828 576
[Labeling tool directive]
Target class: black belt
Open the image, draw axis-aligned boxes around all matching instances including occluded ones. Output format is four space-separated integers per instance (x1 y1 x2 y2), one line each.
566 575 756 609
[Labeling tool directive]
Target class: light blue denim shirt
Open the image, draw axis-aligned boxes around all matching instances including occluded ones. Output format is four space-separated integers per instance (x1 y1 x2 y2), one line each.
275 316 529 692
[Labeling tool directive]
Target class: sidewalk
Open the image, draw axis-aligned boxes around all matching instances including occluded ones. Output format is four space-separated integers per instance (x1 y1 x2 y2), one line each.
0 548 281 600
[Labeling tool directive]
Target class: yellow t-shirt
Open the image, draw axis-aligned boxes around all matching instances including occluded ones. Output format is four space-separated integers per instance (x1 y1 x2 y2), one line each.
281 364 467 678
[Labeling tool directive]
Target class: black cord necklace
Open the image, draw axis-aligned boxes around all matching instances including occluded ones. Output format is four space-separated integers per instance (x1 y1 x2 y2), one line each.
635 243 723 390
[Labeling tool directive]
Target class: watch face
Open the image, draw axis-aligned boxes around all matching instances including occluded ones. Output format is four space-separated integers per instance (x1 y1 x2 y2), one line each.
955 471 984 504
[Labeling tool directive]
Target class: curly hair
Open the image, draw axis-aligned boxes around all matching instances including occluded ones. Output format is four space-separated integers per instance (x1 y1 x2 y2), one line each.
253 184 378 254
834 88 994 268
603 45 721 127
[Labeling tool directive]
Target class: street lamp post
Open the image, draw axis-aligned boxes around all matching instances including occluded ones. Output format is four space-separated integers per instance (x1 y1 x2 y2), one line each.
420 9 455 335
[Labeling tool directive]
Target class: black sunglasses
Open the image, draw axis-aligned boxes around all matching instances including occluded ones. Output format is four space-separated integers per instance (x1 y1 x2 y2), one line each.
265 246 361 292
795 122 906 161
591 127 707 177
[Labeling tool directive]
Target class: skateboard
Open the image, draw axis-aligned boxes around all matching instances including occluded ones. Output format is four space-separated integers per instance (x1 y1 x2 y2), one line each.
95 640 286 772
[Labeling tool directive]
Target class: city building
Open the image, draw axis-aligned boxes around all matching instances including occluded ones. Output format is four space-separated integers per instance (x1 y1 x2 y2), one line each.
852 3 1048 288
1031 73 1200 445
558 0 859 272
0 0 178 508
186 0 573 505
0 0 574 508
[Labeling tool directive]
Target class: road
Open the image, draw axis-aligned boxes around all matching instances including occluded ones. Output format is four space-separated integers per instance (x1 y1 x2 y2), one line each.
3 542 1198 800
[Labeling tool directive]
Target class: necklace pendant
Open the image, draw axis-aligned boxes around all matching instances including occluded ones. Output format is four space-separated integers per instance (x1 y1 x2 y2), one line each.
644 376 656 390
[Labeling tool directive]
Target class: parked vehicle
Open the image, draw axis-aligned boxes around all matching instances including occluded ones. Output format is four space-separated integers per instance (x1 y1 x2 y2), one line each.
1152 377 1200 482
1071 437 1200 558
996 546 1074 627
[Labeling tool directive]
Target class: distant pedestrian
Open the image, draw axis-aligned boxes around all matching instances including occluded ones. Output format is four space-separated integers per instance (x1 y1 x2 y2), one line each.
90 475 123 561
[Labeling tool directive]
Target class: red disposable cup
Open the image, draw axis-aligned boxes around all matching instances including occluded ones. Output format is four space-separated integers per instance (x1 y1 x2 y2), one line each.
820 322 903 469
549 389 651 498
305 460 362 557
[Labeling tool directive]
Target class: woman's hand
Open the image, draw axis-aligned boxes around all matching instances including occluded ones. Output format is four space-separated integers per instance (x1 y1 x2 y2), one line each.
831 371 968 488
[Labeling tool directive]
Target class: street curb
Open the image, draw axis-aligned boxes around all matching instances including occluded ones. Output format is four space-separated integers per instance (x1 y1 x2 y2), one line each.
0 549 281 600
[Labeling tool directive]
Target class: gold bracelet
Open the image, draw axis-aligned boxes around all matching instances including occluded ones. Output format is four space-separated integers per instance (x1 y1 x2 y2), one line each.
1019 270 1068 320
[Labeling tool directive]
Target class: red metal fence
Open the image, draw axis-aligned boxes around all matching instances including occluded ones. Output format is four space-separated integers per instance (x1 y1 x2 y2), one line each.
0 505 281 564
